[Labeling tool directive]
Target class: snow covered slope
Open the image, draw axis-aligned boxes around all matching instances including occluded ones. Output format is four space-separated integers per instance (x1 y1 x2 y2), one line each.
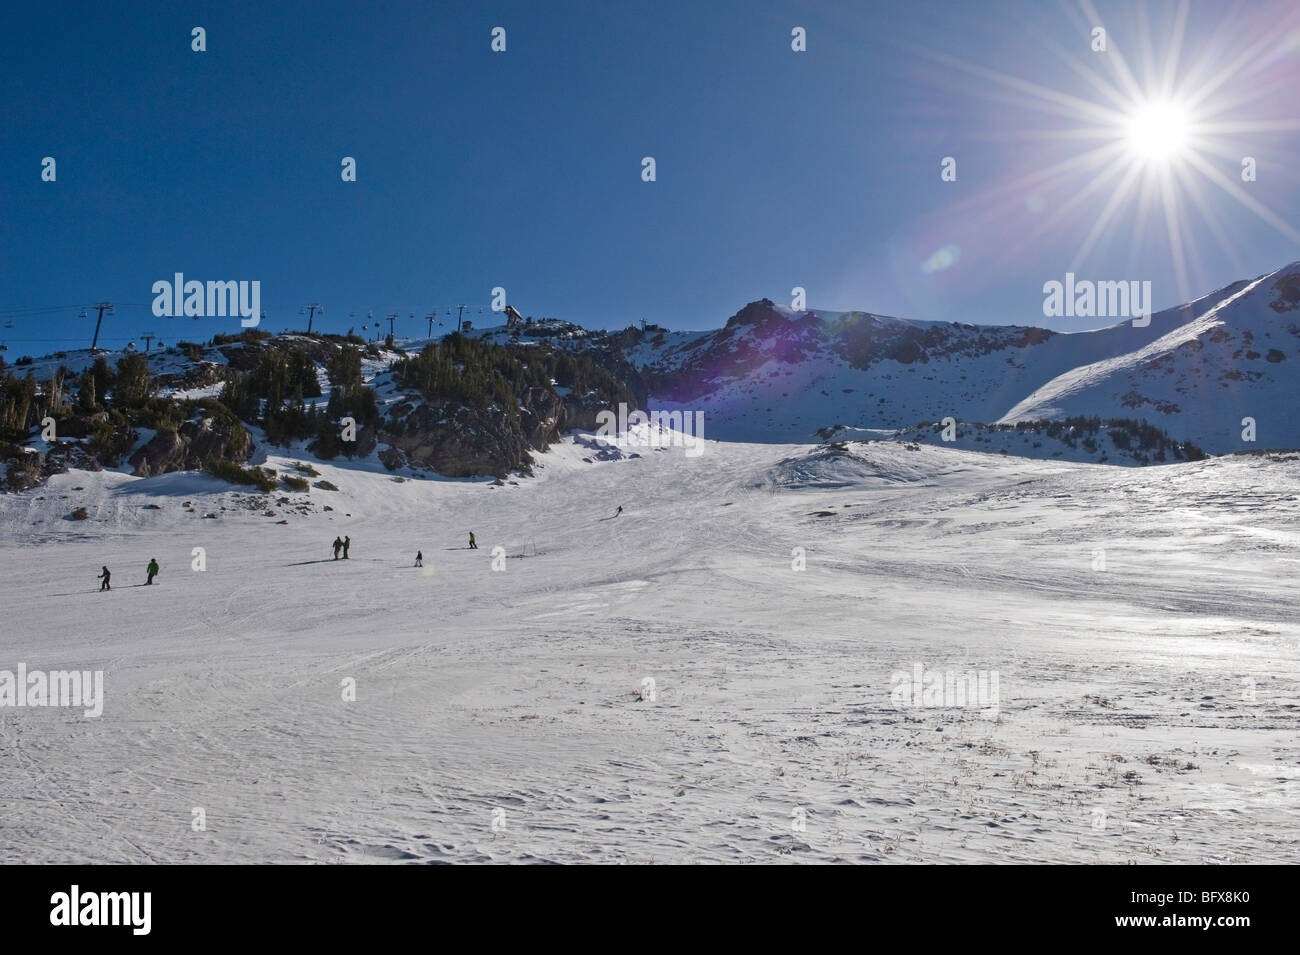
1 436 1296 863
562 264 1290 453
1000 263 1300 452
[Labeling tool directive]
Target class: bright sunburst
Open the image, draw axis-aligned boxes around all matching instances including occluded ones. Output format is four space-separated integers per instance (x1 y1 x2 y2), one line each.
1126 98 1192 163
909 0 1300 302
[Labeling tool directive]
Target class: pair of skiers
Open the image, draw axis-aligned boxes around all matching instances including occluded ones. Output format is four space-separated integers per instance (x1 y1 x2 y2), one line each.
97 558 158 591
332 536 351 560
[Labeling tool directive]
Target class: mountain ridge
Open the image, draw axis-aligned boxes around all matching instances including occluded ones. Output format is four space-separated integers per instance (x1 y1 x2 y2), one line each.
2 261 1296 493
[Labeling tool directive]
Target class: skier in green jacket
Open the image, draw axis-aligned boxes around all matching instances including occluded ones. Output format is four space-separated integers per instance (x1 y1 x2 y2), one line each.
145 558 160 585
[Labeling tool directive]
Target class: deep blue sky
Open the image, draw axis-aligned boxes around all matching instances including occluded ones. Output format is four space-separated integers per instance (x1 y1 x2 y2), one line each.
2 0 1298 355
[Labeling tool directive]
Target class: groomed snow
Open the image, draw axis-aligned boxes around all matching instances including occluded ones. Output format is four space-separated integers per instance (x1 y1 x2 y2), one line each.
0 437 1296 863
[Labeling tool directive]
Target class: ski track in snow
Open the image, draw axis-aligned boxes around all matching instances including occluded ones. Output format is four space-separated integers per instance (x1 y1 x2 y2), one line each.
0 438 1297 864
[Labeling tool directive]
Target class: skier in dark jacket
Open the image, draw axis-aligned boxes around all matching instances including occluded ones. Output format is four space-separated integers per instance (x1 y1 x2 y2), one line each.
468 532 477 550
145 558 160 585
98 566 111 591
615 505 623 517
342 536 351 559
333 537 343 560
415 550 423 567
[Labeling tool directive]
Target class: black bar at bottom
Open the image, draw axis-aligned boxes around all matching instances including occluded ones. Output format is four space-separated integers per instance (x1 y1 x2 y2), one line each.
0 865 1287 943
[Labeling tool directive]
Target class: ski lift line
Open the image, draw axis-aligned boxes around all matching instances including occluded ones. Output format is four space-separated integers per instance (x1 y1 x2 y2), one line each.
0 303 98 314
0 302 187 320
2 303 499 317
0 336 161 344
0 308 96 319
0 302 157 312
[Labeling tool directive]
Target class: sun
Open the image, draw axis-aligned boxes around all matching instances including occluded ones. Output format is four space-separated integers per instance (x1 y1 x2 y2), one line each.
911 3 1300 304
1125 98 1192 163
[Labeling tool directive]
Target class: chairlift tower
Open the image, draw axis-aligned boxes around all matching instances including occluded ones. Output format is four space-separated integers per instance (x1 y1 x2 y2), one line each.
300 303 324 334
89 302 114 351
453 304 470 334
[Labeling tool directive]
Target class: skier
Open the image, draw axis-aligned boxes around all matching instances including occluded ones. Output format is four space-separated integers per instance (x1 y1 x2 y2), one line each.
415 550 423 567
332 537 343 560
468 532 477 550
615 505 623 517
145 558 160 585
98 566 111 592
342 536 351 559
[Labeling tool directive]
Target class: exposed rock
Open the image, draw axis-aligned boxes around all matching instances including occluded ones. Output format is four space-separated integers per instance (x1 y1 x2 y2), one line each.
129 430 184 477
518 387 566 446
129 415 252 477
383 402 534 479
4 447 45 493
1270 273 1300 312
158 361 225 392
2 442 98 493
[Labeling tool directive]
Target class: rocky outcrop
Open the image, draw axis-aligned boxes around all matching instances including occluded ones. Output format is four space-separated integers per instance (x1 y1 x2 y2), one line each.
2 441 101 492
651 301 826 402
3 446 49 492
158 361 225 392
383 402 535 478
129 414 252 477
1270 272 1300 313
216 335 339 372
830 312 1053 370
376 385 579 477
519 387 566 447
